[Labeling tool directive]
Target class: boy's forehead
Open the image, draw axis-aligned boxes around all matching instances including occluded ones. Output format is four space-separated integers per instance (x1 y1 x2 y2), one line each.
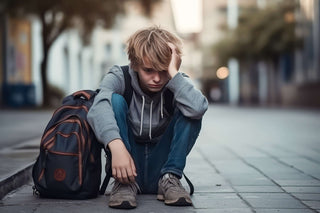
141 57 153 68
140 56 167 71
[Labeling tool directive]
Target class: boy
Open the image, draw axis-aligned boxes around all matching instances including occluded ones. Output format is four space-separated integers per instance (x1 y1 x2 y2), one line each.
87 26 208 209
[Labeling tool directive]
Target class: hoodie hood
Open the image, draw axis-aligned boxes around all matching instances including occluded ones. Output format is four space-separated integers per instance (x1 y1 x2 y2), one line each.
128 66 171 142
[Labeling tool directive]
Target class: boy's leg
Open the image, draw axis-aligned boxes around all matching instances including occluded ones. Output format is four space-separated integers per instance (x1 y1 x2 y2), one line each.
109 93 144 209
144 110 202 194
111 93 145 187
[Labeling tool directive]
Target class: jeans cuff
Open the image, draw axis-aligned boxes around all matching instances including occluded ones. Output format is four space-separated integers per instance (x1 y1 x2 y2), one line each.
160 168 182 179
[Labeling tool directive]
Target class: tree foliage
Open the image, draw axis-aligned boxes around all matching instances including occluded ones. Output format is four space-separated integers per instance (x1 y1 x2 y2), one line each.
2 0 161 106
213 0 302 66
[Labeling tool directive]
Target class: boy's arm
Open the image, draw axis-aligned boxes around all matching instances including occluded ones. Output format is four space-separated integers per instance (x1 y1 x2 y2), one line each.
87 65 124 147
87 65 136 183
108 139 137 183
166 44 208 119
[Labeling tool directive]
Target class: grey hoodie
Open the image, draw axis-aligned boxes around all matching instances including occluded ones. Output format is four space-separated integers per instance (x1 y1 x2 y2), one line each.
87 65 208 148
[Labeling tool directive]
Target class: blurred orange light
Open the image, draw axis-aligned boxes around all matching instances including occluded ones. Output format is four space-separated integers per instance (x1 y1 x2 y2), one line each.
216 67 229 79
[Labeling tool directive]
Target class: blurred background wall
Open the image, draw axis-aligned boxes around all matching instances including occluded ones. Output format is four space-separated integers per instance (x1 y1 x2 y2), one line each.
0 0 319 108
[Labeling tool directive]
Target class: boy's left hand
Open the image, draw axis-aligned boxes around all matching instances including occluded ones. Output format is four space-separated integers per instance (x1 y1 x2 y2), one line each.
167 43 181 78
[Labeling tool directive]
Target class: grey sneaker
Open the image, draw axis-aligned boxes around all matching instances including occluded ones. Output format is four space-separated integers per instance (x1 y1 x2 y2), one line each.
108 180 140 209
157 173 192 206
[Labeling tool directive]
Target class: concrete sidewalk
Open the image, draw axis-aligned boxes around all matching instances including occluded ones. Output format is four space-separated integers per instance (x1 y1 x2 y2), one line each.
1 105 320 212
0 109 53 199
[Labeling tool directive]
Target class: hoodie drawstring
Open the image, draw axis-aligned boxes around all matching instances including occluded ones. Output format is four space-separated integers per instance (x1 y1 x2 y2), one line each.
139 96 145 136
139 94 164 140
149 100 153 140
160 92 164 119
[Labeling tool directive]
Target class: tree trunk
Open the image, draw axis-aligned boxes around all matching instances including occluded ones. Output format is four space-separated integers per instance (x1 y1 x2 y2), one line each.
39 12 67 107
40 13 51 107
41 51 49 107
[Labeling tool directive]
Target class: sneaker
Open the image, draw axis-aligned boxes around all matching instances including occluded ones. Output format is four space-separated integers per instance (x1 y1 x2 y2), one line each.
108 180 140 209
157 173 192 206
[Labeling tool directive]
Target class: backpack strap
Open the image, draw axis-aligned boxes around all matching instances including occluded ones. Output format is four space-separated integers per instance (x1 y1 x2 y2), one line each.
183 172 194 195
120 65 174 114
163 89 174 115
121 65 133 106
99 147 112 195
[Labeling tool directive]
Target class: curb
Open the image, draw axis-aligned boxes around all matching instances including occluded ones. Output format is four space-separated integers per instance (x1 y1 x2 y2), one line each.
0 162 34 200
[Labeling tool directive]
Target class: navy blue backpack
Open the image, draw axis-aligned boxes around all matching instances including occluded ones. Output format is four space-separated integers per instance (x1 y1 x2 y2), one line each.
32 66 130 199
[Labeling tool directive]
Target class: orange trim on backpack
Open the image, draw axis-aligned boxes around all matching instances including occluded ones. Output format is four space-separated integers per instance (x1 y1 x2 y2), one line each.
73 91 91 100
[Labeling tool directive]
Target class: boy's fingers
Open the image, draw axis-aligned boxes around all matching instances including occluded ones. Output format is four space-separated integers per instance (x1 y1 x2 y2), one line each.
116 168 122 181
112 168 116 178
121 168 130 184
167 42 176 50
126 168 135 182
130 158 137 176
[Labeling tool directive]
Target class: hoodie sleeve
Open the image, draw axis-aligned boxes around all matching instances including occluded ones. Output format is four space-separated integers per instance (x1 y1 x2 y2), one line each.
166 72 208 119
87 65 125 148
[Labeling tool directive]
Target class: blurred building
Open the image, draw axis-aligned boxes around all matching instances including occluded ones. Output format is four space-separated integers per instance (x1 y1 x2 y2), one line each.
200 0 256 103
0 15 104 107
283 0 320 107
0 0 205 108
0 15 36 107
201 0 320 108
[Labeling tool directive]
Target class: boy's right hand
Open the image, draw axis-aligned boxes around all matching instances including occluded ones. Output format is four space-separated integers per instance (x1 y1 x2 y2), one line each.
108 139 137 184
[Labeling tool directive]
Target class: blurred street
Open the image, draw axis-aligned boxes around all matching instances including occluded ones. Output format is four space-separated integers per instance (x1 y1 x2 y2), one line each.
1 105 320 212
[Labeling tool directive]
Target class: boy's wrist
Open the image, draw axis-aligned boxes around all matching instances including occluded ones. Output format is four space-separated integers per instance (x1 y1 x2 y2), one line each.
168 69 178 79
108 138 124 151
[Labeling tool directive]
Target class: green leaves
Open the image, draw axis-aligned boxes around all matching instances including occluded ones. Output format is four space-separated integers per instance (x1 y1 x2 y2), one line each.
213 1 301 66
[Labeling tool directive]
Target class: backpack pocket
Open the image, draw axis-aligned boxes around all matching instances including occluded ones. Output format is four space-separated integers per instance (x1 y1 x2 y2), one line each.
36 120 86 195
43 149 81 193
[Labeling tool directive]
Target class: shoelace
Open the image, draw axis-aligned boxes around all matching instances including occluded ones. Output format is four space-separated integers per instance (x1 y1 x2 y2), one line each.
111 181 140 195
162 175 185 192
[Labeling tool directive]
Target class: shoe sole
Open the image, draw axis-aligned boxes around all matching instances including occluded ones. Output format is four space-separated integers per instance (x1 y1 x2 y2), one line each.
157 195 192 206
109 201 137 209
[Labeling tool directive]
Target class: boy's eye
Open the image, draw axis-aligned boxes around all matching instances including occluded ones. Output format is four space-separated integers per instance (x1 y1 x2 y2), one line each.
143 68 154 73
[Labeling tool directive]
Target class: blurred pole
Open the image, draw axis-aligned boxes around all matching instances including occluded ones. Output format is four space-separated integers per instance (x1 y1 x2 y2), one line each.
227 0 239 105
313 0 320 79
0 11 5 106
258 61 268 105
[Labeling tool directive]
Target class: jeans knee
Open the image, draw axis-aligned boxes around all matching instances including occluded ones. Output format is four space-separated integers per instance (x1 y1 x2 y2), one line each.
175 111 202 133
111 93 128 114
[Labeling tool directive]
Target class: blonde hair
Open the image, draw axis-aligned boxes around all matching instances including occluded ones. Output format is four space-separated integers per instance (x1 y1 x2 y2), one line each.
126 26 182 71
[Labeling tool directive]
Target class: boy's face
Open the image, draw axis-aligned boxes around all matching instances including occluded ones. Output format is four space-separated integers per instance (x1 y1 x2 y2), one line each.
136 61 170 94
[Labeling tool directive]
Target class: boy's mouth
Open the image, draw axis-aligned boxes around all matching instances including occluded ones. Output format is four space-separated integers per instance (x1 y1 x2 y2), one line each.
149 84 163 88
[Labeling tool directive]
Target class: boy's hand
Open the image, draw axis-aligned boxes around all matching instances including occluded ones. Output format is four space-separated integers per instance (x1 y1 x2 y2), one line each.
108 139 137 184
167 43 181 78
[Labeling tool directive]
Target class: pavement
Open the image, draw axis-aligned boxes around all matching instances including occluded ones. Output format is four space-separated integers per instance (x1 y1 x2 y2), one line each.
0 105 320 212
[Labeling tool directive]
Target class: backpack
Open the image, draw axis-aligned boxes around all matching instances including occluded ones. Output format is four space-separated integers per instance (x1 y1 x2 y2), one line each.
32 66 129 199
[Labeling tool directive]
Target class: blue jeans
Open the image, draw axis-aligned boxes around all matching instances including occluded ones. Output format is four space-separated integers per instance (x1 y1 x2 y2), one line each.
111 93 201 194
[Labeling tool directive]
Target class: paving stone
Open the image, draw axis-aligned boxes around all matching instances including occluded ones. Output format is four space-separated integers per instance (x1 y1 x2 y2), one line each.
234 186 283 193
193 209 252 213
282 186 320 193
292 193 320 201
192 193 249 209
214 160 262 175
302 200 320 209
255 209 315 213
276 179 320 186
278 157 320 178
224 175 275 186
240 193 306 209
194 185 235 193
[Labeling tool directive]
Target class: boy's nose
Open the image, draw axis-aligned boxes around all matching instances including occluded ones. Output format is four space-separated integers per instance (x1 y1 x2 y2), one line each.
153 72 161 82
